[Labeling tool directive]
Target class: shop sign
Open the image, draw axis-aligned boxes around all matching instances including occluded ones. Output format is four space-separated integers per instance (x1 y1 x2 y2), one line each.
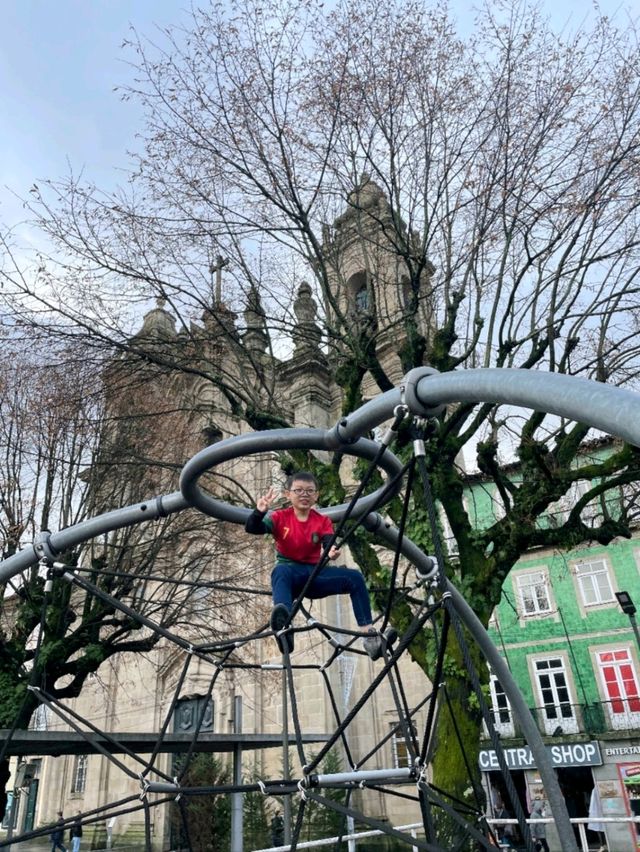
479 741 602 770
604 746 640 757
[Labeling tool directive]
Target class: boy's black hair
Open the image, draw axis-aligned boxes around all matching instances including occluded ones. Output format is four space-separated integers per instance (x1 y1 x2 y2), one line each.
284 471 318 490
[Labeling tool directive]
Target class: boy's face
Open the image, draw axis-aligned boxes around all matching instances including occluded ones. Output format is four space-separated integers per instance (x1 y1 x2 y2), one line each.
285 479 318 510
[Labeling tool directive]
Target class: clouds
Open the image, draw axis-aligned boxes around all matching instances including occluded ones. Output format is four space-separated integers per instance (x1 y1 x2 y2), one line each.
0 1 184 231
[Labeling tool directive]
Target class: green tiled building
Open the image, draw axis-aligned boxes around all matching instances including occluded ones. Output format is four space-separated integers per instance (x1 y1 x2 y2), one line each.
460 467 640 850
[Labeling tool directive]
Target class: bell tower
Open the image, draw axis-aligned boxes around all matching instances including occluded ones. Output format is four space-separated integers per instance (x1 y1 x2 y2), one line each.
322 175 433 384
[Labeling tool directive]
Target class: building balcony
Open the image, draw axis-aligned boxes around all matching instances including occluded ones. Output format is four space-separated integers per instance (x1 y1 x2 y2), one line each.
483 696 640 740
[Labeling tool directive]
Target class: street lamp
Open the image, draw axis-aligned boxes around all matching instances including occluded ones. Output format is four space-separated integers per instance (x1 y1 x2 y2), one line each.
615 591 640 654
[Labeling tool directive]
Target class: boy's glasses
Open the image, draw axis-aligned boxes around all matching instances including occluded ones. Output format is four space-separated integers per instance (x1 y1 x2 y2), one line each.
289 488 317 496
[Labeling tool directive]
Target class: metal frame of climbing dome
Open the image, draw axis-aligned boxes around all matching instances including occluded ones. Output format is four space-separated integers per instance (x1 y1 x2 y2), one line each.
3 366 640 852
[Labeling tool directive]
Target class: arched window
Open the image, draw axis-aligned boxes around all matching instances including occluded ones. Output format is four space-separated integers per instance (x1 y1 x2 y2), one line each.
71 754 88 794
201 424 223 446
347 271 371 315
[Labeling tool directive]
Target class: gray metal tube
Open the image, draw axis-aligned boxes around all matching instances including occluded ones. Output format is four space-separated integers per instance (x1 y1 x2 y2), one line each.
333 367 640 449
413 368 640 447
231 697 244 852
179 429 404 523
282 669 291 847
0 491 188 585
311 768 412 786
363 514 437 579
446 582 579 852
231 744 243 852
331 389 403 443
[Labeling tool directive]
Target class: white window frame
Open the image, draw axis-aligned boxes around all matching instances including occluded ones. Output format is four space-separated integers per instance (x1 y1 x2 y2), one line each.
571 479 600 525
439 506 458 556
70 754 88 795
532 656 578 735
491 488 506 521
515 570 552 617
546 480 599 528
30 704 49 731
389 721 417 769
574 559 615 607
488 672 514 737
438 498 468 557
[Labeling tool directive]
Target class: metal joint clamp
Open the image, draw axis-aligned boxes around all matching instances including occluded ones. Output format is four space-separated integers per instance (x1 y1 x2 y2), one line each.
400 367 445 418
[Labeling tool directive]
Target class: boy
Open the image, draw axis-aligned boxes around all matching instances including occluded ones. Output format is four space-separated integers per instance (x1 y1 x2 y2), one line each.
245 471 384 658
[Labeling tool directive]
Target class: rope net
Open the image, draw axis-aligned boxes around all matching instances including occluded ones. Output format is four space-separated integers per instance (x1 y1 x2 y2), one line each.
0 413 544 852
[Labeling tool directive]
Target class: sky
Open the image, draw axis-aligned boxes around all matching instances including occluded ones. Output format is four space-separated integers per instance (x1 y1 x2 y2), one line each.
0 0 190 239
0 0 633 243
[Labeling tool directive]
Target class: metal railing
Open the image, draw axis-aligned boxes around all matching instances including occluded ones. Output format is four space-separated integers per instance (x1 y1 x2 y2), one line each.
484 696 640 739
253 815 640 852
490 815 640 851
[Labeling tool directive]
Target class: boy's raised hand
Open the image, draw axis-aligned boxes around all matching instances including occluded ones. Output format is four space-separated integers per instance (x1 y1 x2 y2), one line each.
256 485 280 513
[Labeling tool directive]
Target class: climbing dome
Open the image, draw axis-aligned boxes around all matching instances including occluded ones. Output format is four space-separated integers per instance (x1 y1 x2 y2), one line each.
3 366 638 852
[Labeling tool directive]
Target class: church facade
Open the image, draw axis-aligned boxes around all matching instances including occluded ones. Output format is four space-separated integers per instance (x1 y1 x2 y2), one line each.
5 178 436 849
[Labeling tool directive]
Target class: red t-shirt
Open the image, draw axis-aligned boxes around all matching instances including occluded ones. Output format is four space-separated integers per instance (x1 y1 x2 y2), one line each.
265 506 333 564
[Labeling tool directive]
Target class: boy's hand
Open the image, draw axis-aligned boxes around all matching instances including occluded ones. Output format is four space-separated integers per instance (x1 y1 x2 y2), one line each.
328 545 341 560
256 485 279 513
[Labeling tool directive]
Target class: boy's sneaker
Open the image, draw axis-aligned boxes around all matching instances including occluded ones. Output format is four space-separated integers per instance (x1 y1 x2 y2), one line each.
363 627 398 661
363 632 383 660
270 604 294 654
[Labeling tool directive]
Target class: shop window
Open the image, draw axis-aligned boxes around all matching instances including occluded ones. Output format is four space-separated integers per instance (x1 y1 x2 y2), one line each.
1 793 17 829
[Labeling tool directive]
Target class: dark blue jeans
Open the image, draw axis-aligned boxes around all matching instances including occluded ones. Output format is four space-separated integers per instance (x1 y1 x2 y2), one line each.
271 561 373 626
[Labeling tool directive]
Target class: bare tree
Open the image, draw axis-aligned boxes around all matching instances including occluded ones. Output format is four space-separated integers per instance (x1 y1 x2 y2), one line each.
2 0 640 811
0 335 264 820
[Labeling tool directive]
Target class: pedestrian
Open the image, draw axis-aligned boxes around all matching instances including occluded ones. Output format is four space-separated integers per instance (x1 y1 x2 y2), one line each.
70 813 83 852
588 786 607 852
530 797 549 852
50 811 67 852
270 812 284 846
495 804 516 847
245 471 388 658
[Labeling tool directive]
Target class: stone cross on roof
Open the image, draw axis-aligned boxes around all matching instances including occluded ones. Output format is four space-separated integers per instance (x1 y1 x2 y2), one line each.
209 254 229 303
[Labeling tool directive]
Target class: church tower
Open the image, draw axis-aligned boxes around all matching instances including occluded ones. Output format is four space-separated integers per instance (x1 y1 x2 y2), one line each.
321 175 434 386
32 182 437 851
